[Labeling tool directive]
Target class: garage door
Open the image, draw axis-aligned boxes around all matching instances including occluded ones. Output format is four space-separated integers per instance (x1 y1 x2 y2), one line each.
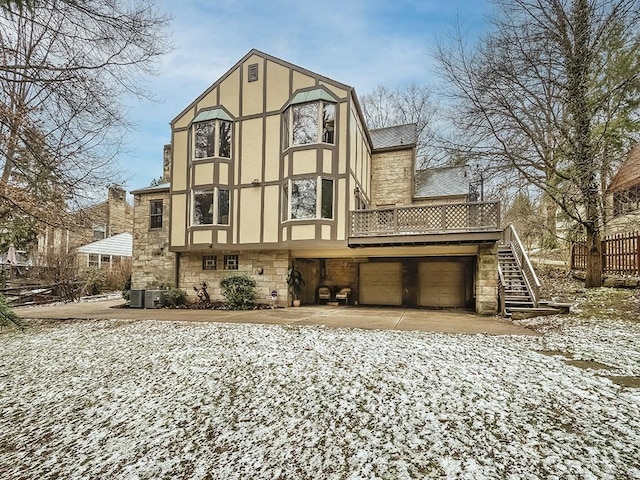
359 262 402 305
419 261 466 308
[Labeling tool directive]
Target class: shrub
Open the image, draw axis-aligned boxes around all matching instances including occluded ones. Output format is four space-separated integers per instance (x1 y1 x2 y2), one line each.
220 273 257 309
105 258 132 291
83 267 106 296
121 275 132 301
164 288 187 307
0 295 23 330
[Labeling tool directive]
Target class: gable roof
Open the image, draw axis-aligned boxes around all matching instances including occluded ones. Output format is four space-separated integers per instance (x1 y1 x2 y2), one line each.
370 124 417 151
607 144 640 193
77 232 133 257
171 49 354 126
130 183 170 195
415 166 469 198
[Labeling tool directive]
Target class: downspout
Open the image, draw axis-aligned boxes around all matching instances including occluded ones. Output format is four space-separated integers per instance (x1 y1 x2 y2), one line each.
174 252 181 289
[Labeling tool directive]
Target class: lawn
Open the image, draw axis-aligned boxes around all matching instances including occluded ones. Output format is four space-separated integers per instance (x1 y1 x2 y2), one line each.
1 289 639 479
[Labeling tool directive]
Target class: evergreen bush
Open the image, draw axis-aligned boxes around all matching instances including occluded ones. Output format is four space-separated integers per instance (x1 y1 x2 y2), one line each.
220 273 257 309
164 288 187 307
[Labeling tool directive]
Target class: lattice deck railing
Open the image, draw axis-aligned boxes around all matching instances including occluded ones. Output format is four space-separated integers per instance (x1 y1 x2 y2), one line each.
350 201 501 237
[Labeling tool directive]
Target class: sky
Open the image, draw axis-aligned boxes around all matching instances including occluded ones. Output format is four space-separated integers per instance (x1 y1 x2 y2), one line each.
123 0 493 192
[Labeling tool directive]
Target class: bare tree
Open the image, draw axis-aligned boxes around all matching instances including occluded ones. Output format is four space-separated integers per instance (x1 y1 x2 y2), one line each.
435 0 640 287
0 0 170 230
360 84 438 168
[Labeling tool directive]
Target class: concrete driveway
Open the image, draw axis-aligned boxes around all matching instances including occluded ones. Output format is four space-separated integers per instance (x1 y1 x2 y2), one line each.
15 298 536 335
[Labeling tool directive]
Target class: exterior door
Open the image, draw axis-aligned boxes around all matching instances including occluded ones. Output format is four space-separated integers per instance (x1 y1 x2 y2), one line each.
418 261 466 308
359 262 402 305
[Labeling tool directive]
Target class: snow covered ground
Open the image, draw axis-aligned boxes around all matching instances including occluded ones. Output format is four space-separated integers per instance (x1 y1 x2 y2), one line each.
1 316 639 479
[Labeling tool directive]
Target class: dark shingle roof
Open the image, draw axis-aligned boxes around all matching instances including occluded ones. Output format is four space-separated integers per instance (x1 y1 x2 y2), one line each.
415 166 469 198
370 124 417 150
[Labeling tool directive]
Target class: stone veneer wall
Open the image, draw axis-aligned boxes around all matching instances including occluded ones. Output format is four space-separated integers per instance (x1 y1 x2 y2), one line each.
323 259 358 298
476 243 498 314
131 190 175 289
370 148 415 207
178 250 290 307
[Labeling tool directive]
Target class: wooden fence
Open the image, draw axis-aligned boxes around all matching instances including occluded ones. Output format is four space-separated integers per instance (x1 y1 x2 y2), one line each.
571 231 640 275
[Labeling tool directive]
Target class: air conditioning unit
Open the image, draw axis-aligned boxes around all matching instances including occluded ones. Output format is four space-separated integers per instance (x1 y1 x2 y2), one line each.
130 289 145 308
145 289 166 308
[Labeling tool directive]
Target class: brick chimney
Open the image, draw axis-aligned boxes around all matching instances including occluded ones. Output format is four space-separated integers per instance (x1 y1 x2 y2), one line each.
163 144 172 182
107 184 128 236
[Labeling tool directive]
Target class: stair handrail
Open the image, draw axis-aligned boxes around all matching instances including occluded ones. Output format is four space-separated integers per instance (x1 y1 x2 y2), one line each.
497 262 506 316
503 223 541 307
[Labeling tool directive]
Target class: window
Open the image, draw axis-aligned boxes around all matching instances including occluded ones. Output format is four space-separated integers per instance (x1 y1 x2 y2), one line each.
613 185 640 217
193 191 214 225
193 188 230 226
284 100 336 148
217 189 230 225
194 119 232 159
284 177 334 220
224 254 238 270
92 224 106 241
202 255 217 270
150 200 163 229
88 254 99 268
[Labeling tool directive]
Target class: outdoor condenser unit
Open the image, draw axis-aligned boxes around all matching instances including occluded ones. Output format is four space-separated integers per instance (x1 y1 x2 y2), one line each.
130 289 145 308
144 289 166 308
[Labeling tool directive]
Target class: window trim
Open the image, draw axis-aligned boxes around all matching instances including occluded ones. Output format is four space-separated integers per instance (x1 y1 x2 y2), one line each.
202 255 217 270
223 254 238 270
283 176 334 221
283 99 336 149
192 188 231 226
150 200 163 229
192 115 233 161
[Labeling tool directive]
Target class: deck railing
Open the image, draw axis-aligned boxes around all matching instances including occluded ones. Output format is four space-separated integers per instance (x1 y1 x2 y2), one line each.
349 201 501 237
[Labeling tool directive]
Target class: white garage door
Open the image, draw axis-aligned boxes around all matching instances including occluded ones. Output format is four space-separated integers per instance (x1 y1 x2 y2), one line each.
359 262 402 305
419 261 466 308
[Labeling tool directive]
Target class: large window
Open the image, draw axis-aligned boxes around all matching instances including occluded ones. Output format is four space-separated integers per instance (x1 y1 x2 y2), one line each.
150 200 163 229
284 177 334 220
613 185 640 217
284 101 335 148
194 119 232 159
193 188 230 226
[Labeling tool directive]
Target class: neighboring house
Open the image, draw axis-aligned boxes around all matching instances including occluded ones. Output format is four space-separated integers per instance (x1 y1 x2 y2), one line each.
131 50 506 314
605 144 640 234
36 185 133 266
76 232 133 269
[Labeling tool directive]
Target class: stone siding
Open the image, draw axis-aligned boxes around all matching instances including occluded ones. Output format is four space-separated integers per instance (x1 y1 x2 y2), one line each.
370 149 414 207
131 190 175 289
179 250 290 307
476 243 498 314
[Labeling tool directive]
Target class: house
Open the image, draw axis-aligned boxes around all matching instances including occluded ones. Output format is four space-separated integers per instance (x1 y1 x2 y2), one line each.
131 50 515 314
36 184 133 267
605 144 640 234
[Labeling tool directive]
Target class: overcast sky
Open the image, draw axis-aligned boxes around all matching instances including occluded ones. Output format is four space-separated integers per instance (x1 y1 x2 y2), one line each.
123 0 493 192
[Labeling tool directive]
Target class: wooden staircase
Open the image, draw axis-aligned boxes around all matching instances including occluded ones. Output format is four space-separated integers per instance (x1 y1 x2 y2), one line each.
498 245 535 313
498 225 569 318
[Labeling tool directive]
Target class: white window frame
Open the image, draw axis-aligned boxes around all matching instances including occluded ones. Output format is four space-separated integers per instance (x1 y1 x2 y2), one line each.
192 188 231 226
193 119 232 160
284 100 335 148
284 176 334 221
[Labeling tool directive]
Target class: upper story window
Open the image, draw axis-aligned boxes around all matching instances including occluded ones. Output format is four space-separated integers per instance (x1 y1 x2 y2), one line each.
192 108 233 160
283 177 334 221
150 200 163 229
92 223 106 241
283 89 336 149
193 188 230 226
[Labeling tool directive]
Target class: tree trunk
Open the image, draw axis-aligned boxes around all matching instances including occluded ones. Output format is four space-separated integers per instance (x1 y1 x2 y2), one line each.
585 226 602 287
